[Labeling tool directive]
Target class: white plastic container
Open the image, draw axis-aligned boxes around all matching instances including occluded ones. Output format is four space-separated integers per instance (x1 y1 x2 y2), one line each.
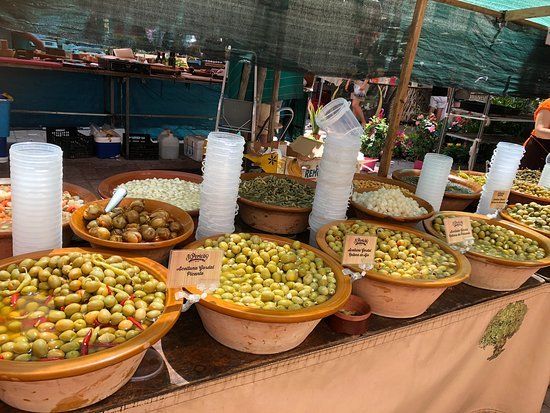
159 130 179 160
415 153 453 211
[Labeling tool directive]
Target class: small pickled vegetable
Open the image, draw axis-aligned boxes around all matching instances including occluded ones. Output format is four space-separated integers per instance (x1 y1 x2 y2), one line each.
325 220 458 280
239 176 314 208
432 214 547 261
0 253 166 361
401 175 473 194
506 202 550 233
82 200 185 243
199 233 336 310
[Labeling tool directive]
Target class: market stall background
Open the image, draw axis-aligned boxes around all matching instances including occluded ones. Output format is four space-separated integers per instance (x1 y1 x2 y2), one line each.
0 0 549 97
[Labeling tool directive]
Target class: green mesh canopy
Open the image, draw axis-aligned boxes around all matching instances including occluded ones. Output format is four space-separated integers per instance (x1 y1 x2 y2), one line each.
0 0 548 96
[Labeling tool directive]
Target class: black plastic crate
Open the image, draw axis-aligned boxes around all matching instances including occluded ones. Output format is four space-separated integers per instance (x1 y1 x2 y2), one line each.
46 127 94 159
123 134 158 160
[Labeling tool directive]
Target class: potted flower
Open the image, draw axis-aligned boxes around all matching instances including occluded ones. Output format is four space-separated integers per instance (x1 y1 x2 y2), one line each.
408 114 440 168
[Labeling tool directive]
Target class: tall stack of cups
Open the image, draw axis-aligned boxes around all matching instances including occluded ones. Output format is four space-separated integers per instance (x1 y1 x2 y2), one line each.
476 142 524 215
309 98 363 245
415 153 454 212
538 154 550 188
10 142 63 255
196 132 245 239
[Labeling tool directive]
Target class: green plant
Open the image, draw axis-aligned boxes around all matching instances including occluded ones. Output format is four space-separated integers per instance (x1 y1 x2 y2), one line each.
399 114 440 161
308 101 323 137
442 142 470 166
360 113 388 158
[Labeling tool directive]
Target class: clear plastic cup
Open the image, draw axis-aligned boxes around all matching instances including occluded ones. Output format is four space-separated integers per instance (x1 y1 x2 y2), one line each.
316 98 362 135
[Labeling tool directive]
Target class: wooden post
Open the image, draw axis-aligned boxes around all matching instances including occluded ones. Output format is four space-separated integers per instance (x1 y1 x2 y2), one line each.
238 62 251 100
378 0 429 177
267 70 281 143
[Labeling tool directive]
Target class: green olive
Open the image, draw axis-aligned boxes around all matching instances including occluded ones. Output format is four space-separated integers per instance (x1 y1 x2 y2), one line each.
31 339 49 358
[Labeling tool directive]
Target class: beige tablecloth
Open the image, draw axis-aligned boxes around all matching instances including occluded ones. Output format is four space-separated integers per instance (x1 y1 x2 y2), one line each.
111 284 550 413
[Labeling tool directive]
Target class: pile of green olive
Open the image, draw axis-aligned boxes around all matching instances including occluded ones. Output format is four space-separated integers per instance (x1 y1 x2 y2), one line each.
84 200 184 243
432 215 546 261
325 221 457 280
511 180 550 200
198 234 336 310
506 202 550 233
0 253 166 361
515 169 541 184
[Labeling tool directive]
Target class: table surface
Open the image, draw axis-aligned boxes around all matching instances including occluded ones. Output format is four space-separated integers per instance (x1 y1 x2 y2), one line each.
0 275 544 412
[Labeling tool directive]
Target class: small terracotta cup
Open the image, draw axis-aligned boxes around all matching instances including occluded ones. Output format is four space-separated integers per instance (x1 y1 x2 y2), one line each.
326 295 371 335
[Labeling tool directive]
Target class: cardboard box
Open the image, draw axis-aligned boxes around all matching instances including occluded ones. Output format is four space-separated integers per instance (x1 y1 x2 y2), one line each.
184 135 206 162
280 156 321 180
288 136 324 160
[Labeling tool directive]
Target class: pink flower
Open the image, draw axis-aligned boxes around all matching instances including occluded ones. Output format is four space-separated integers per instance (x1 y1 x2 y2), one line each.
417 114 424 120
427 125 436 133
378 108 385 119
415 121 420 126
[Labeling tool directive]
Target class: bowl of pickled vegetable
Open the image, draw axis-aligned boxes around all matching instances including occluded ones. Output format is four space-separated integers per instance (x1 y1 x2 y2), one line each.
316 220 471 318
500 202 550 237
424 212 550 291
237 173 316 234
509 178 550 205
185 233 351 354
0 248 182 412
71 198 194 263
0 181 97 259
392 169 481 211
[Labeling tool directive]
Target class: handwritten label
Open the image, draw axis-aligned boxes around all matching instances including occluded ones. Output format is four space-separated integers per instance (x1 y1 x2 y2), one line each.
443 216 473 244
489 190 510 210
342 235 377 266
168 249 223 292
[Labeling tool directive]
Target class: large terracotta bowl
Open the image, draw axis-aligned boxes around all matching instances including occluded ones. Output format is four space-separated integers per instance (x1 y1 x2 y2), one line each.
508 189 550 206
97 170 203 225
350 187 434 226
0 247 182 412
392 169 482 211
70 198 194 262
499 207 550 238
238 173 315 234
185 234 351 354
352 173 415 195
450 169 486 185
424 211 550 291
0 181 97 260
316 220 471 318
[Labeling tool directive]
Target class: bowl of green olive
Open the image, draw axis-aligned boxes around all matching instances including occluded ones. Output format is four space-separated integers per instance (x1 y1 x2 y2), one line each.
316 220 471 318
237 173 316 234
185 233 351 354
70 198 194 263
500 202 550 237
424 212 550 291
0 248 182 412
392 169 482 211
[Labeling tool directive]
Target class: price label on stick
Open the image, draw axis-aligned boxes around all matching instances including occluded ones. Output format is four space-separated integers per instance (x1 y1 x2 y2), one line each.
342 235 377 266
443 216 473 244
489 190 510 210
168 249 223 292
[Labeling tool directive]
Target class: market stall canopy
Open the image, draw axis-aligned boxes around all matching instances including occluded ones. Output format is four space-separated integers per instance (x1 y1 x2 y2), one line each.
0 0 548 96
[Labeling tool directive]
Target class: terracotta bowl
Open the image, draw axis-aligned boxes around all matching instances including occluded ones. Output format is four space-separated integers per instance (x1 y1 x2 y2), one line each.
316 220 471 318
424 211 550 291
352 173 415 195
326 295 371 335
238 173 315 234
350 187 434 226
392 169 482 211
0 247 182 412
508 189 550 206
70 198 194 262
97 170 203 226
0 181 97 260
185 234 352 354
499 207 550 238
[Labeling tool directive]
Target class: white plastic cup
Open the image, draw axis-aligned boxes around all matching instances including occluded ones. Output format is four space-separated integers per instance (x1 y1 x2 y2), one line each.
415 153 453 211
316 98 362 135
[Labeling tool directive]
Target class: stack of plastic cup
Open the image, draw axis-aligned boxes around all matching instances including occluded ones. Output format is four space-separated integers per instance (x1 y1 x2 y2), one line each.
10 142 63 255
196 132 245 239
309 98 363 246
415 153 454 212
476 142 525 215
538 154 550 188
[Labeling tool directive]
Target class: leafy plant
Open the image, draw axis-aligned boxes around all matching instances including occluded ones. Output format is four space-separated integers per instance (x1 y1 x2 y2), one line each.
399 114 440 161
308 101 323 137
442 142 470 167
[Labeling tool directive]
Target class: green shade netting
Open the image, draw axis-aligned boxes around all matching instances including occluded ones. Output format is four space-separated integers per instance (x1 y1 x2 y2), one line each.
0 0 548 96
460 0 550 26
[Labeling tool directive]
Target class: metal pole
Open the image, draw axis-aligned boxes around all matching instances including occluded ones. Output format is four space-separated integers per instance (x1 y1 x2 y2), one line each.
436 87 455 153
267 70 281 143
468 94 491 170
251 62 258 141
317 78 324 106
125 77 130 157
214 50 230 132
110 76 115 126
378 0 429 177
